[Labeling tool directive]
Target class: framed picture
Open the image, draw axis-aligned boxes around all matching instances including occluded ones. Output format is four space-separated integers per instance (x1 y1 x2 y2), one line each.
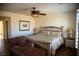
19 20 30 31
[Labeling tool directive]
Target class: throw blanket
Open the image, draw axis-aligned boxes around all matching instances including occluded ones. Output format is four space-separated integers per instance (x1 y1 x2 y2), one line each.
50 36 64 55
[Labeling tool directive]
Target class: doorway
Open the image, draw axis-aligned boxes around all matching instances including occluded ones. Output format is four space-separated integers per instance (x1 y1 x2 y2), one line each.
0 20 6 55
0 16 11 55
0 21 4 40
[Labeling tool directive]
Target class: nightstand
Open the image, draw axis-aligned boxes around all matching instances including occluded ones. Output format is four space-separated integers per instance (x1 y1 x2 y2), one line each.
64 38 75 48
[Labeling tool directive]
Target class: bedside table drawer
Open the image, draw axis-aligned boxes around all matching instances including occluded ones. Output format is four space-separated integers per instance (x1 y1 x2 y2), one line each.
65 40 74 48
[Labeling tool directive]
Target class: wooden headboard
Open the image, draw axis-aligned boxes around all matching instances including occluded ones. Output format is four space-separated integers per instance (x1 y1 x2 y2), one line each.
43 26 63 31
42 26 64 37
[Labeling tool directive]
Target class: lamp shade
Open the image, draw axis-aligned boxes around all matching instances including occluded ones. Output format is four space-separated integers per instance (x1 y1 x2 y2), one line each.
67 28 73 38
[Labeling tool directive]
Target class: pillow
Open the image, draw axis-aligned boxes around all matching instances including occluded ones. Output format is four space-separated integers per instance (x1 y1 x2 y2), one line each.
51 32 62 37
41 30 51 36
33 28 40 34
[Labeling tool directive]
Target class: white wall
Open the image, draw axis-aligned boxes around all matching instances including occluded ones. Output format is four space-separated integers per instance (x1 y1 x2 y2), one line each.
0 11 76 38
35 13 76 30
35 12 76 37
0 11 35 38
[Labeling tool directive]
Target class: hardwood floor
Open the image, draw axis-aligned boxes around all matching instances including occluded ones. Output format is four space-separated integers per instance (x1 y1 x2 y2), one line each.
55 45 77 56
0 44 77 56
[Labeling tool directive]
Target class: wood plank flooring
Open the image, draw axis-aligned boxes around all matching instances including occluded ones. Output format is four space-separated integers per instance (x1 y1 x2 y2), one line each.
55 45 77 56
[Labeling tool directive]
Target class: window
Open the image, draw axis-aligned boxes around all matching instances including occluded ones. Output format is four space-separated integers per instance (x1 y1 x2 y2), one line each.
75 9 79 49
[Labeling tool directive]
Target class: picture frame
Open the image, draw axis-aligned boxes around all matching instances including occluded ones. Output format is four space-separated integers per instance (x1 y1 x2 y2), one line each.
19 20 30 31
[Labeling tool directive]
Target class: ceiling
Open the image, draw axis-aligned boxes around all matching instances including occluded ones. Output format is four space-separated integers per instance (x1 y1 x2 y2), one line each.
0 3 78 15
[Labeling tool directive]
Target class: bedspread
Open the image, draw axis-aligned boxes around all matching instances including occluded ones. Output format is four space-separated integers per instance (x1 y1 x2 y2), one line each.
26 33 64 55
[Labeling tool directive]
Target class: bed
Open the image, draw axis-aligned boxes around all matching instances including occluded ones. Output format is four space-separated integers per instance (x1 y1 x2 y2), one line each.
26 26 64 55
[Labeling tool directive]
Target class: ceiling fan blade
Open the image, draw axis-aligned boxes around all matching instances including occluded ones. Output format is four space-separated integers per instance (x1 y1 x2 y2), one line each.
31 7 46 17
31 14 37 18
39 13 46 15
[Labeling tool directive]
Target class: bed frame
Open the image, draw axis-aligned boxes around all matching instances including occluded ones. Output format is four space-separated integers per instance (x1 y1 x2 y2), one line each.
42 26 64 55
31 26 64 55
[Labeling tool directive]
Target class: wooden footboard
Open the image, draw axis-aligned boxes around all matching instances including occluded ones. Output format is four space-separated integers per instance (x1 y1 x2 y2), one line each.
30 40 52 56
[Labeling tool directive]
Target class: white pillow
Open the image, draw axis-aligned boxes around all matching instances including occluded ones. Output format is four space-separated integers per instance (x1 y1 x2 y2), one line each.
42 30 51 36
51 32 62 37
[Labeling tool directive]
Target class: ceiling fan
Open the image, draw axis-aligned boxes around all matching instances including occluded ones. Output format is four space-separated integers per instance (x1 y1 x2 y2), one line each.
31 7 46 17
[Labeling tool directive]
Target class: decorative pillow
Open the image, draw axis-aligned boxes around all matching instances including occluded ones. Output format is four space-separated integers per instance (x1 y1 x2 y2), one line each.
33 28 41 34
